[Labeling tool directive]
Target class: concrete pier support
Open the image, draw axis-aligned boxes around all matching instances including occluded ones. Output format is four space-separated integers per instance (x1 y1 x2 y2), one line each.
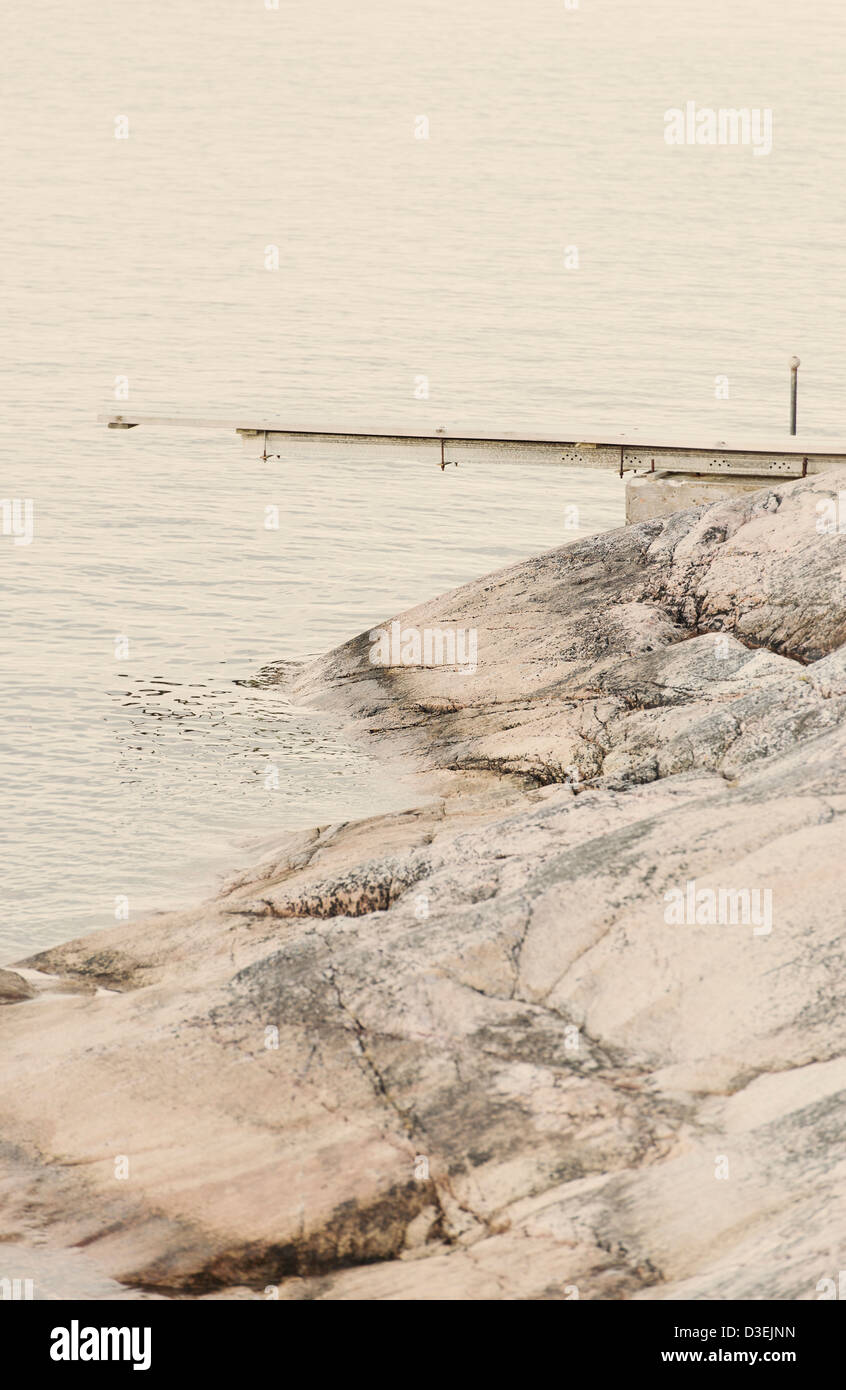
625 470 773 524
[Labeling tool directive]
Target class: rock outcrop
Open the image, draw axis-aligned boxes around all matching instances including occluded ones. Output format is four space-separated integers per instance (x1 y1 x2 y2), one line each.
1 471 845 1300
0 970 36 1005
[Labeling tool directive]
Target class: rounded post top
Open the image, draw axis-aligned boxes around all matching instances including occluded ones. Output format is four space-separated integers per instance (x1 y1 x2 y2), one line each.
789 356 801 370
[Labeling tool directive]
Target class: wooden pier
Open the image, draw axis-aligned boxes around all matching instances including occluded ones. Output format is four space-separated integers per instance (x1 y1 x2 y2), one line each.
98 413 846 521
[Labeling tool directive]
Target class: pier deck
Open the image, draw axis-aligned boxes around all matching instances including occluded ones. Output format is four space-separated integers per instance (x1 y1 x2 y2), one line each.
98 413 846 479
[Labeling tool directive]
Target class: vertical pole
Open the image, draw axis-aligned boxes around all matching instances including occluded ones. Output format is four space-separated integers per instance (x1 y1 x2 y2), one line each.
789 356 800 436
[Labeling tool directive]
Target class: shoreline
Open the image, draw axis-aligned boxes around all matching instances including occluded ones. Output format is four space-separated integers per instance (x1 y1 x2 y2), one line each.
2 469 845 1300
0 680 427 970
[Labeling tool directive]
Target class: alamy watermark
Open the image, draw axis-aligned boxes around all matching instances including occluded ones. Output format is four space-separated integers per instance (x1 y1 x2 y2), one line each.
1 498 34 546
815 492 846 534
369 621 477 675
1 1277 34 1300
50 1321 151 1371
664 103 773 157
817 1271 846 1299
664 879 772 936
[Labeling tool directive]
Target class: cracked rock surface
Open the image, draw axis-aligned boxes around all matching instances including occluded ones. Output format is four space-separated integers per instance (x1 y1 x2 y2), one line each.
1 471 845 1300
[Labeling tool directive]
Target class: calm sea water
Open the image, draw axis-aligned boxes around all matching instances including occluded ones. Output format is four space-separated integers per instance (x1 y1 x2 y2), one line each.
3 0 845 961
